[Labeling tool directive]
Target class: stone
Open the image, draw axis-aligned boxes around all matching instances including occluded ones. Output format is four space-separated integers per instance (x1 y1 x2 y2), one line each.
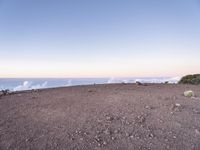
171 103 182 112
125 132 130 137
0 91 3 97
88 89 93 92
104 129 110 135
195 129 200 135
145 105 152 109
1 89 10 96
184 90 194 97
175 103 181 107
136 81 142 85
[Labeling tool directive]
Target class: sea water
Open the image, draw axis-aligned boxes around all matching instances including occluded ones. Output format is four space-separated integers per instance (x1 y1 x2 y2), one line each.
0 77 181 91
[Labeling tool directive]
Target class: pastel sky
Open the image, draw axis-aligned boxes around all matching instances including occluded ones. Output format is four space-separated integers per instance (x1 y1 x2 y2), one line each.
0 0 200 78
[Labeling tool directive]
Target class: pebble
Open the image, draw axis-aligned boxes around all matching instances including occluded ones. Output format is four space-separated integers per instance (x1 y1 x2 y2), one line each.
136 115 146 123
75 130 79 134
171 103 182 112
114 129 119 134
122 116 126 120
104 129 110 135
195 129 200 135
173 135 176 139
0 91 3 96
148 133 154 138
106 116 113 121
125 132 130 137
166 145 170 149
88 89 93 92
192 109 200 114
145 105 151 109
175 103 181 107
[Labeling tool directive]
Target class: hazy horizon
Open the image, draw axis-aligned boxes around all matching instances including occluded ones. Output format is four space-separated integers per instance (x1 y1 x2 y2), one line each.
0 0 200 78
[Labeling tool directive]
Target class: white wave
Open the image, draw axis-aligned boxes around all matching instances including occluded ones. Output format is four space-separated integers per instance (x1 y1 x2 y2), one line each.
13 81 48 91
107 77 181 84
107 77 126 83
107 77 115 83
65 80 72 86
13 81 32 91
31 81 48 89
167 76 181 83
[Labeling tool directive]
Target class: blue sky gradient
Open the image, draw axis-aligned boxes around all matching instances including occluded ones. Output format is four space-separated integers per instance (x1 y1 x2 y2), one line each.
0 0 200 77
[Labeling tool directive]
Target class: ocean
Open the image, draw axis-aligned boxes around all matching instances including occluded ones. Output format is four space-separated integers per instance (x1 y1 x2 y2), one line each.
0 77 181 91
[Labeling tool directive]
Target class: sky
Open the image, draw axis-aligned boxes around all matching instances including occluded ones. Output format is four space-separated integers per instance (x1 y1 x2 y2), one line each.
0 0 200 78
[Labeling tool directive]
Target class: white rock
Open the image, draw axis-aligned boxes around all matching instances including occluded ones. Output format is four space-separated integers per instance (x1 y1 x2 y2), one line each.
184 90 194 97
175 103 181 107
195 129 200 135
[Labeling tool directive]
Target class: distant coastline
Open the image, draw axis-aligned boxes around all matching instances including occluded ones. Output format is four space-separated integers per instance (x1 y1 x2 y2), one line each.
0 77 181 91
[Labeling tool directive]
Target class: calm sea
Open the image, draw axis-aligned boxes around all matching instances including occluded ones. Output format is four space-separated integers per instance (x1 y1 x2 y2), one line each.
0 77 180 91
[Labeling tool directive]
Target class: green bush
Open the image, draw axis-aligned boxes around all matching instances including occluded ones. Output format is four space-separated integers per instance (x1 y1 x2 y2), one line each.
178 74 200 85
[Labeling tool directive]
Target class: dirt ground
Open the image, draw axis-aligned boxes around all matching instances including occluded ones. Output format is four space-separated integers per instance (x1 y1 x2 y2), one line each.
0 83 200 150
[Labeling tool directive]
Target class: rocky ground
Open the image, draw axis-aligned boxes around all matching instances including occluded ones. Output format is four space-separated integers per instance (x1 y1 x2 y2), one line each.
0 83 200 150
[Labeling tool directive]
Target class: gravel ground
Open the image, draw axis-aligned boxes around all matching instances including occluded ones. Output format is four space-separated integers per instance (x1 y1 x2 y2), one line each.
0 83 200 150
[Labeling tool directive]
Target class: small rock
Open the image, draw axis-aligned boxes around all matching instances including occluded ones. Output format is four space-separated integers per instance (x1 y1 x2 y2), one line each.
103 141 107 145
145 105 151 109
171 103 182 112
88 89 93 92
95 136 101 142
136 115 146 123
104 129 110 135
33 89 39 92
148 133 154 138
125 132 130 137
193 109 200 114
0 89 10 96
0 91 3 96
106 116 114 121
122 116 126 120
111 137 115 140
136 81 142 85
195 129 200 135
191 97 200 100
114 129 119 134
184 90 194 97
126 121 130 125
175 103 181 107
25 138 29 142
166 145 170 149
173 135 176 139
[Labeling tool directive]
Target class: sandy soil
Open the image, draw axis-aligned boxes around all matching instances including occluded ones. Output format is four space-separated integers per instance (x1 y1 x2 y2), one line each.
0 83 200 150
